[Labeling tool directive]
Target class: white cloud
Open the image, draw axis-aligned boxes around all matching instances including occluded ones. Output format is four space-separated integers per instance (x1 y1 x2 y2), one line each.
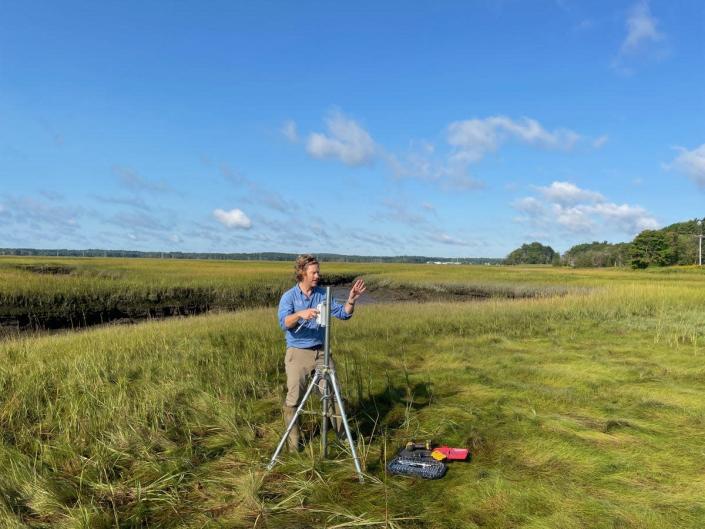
669 143 705 189
593 135 609 149
552 204 595 233
447 119 501 163
213 208 252 229
447 116 580 164
513 182 658 237
281 120 299 142
537 181 605 206
513 196 545 216
621 1 663 54
613 1 666 74
431 233 471 246
296 111 586 196
440 172 485 191
306 110 377 166
589 202 659 233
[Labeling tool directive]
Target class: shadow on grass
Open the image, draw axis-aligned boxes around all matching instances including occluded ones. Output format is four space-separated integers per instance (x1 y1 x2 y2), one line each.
353 380 434 436
295 379 433 449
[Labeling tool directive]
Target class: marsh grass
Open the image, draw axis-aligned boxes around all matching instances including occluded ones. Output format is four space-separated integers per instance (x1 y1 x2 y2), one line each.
0 257 368 332
1 264 705 527
0 257 589 333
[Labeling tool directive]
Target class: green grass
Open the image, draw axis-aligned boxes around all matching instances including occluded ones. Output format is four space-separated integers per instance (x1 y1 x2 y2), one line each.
1 262 705 527
0 257 369 330
5 254 688 331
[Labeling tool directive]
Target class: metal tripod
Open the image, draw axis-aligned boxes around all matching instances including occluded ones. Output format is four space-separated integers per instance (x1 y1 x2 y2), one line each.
267 287 364 482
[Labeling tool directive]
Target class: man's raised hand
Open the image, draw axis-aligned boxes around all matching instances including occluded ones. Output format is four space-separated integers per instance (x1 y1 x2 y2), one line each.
348 279 366 304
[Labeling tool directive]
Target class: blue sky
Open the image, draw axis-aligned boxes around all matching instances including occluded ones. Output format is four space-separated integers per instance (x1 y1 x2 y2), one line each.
1 0 703 257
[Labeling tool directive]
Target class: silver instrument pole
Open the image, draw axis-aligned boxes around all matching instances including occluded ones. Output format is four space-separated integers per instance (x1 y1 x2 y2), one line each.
321 286 332 458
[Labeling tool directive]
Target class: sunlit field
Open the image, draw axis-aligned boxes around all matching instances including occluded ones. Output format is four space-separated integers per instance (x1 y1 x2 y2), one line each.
1 258 705 528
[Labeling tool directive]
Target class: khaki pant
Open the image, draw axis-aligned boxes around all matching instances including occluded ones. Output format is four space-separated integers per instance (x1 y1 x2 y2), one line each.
284 346 337 407
284 347 343 438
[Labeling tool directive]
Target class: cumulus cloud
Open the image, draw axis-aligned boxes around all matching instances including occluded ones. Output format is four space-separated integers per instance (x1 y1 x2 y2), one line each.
386 141 484 192
306 110 377 166
668 143 705 189
621 1 663 54
213 208 252 229
296 110 586 196
536 181 605 205
589 202 659 233
447 116 580 164
513 196 546 216
513 181 658 237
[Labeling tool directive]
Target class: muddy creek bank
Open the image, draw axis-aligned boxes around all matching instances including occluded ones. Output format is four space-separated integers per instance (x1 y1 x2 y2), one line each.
0 284 509 336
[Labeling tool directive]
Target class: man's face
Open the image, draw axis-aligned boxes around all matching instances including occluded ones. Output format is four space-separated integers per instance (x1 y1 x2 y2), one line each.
303 263 320 286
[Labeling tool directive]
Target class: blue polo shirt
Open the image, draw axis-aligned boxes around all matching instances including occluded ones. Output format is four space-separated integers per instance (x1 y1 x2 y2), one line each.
278 285 352 348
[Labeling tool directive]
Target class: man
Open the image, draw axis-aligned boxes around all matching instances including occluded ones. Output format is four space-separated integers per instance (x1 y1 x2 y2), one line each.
278 254 366 452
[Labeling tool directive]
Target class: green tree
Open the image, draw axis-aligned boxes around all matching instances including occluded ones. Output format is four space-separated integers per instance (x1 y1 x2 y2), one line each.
630 230 679 269
562 241 631 268
505 242 557 265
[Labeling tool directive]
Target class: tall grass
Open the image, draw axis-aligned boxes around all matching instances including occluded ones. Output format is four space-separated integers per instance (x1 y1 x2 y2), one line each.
3 255 678 332
0 257 368 331
1 264 705 527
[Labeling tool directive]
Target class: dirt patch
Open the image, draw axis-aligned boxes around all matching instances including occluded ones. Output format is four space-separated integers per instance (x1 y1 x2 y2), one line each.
17 264 75 275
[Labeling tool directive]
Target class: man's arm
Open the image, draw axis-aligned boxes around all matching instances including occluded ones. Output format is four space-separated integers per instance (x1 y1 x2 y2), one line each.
278 290 319 329
283 309 319 329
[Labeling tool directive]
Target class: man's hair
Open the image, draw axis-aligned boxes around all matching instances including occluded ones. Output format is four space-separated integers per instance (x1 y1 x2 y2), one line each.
295 254 319 282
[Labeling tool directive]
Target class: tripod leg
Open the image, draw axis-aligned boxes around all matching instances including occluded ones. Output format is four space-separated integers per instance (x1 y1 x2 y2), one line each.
321 372 329 458
267 371 322 471
328 369 365 483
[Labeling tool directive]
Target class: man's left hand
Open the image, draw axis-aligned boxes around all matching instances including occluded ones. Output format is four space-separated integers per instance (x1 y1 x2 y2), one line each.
347 279 366 304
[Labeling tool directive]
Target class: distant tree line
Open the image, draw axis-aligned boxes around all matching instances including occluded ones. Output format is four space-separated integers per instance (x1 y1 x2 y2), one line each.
504 218 705 269
561 241 631 268
0 248 503 265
